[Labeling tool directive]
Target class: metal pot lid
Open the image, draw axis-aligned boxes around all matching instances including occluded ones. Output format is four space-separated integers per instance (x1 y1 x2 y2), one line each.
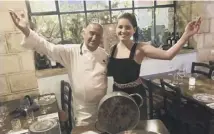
29 119 57 132
98 95 140 134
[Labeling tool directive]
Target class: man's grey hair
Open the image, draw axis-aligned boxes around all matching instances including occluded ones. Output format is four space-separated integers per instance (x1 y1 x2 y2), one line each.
87 23 103 29
82 23 104 35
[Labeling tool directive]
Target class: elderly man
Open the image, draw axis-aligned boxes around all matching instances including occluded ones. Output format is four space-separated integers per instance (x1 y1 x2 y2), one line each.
9 10 108 126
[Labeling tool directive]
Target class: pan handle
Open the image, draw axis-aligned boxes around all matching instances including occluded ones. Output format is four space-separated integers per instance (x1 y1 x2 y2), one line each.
129 93 143 107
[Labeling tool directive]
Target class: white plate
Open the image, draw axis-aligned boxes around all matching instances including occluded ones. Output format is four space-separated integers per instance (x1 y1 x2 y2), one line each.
37 112 59 121
206 103 214 109
193 93 214 103
29 119 57 132
7 129 29 134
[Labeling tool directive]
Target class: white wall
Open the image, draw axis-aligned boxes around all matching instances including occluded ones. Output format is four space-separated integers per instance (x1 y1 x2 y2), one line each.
140 51 197 76
37 74 69 109
38 52 197 109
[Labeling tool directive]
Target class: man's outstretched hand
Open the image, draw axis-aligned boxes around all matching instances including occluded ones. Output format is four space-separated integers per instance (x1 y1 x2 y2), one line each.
9 10 30 37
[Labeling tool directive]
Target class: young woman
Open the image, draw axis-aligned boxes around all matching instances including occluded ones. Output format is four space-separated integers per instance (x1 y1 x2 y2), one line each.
107 13 201 119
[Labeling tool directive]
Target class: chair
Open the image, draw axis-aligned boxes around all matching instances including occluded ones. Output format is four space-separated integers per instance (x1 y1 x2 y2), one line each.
181 99 212 134
191 62 214 79
60 80 74 134
160 79 182 119
160 79 190 133
160 79 209 134
142 78 164 119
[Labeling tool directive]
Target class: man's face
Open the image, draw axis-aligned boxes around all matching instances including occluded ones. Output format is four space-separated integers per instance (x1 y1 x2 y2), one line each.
83 24 103 51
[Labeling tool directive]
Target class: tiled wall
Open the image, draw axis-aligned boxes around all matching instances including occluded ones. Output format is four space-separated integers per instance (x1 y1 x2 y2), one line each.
177 1 214 61
0 1 39 101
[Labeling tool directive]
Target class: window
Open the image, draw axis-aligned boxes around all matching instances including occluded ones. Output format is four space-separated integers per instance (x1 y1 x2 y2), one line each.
134 0 154 7
29 0 56 12
59 0 84 12
155 7 175 46
26 0 176 70
61 13 85 43
111 0 132 9
156 0 173 6
112 10 133 23
86 0 109 10
31 15 61 44
87 11 111 24
135 9 153 42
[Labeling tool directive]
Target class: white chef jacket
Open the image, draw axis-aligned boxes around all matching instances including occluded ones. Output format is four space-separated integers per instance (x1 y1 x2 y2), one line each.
21 30 108 126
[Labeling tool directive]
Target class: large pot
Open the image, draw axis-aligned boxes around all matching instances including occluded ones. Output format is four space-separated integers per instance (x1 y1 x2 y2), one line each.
97 91 143 134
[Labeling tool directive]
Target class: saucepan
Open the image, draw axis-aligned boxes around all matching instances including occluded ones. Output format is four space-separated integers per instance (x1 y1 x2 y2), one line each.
97 91 144 134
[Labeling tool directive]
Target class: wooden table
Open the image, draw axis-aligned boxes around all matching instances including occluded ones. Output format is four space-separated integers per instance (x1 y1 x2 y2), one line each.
143 72 214 110
0 94 60 134
143 72 214 134
71 119 169 134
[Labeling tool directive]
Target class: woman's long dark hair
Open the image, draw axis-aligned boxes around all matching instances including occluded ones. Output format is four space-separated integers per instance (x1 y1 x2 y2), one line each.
118 13 138 42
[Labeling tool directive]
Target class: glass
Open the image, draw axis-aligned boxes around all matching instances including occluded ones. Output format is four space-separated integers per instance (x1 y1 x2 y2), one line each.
0 106 8 128
111 10 133 23
31 15 61 44
11 118 22 131
86 0 109 10
188 85 195 91
169 61 175 72
168 63 179 85
111 0 132 9
155 7 174 47
177 64 186 84
61 14 85 43
20 98 30 111
40 106 47 115
59 0 84 12
189 77 196 86
26 110 34 124
134 0 154 7
135 9 153 42
167 61 175 83
192 73 199 78
172 71 179 85
87 11 111 24
29 0 56 12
